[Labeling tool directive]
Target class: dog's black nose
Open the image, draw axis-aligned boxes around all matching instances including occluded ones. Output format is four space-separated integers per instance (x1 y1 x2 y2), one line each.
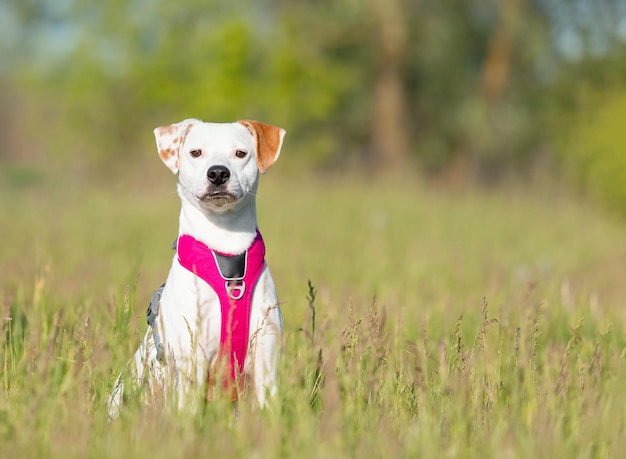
207 166 230 186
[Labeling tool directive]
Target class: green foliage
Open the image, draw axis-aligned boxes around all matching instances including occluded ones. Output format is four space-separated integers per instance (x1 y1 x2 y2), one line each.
566 91 626 215
2 0 603 175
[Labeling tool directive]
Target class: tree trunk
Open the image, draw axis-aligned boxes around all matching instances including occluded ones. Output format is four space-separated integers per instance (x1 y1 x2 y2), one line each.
481 0 522 106
370 0 411 168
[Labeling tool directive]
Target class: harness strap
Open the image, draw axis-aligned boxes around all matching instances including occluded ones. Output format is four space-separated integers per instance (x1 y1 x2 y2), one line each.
146 284 165 362
177 230 266 394
146 284 165 328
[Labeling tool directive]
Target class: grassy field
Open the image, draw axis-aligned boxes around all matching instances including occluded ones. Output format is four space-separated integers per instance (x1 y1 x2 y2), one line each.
1 163 626 458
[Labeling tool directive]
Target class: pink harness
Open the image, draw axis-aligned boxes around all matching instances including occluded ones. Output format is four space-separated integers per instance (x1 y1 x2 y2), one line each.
177 230 266 395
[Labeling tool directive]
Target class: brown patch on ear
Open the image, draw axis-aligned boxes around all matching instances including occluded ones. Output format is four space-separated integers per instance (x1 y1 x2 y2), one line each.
237 120 286 174
158 147 179 172
159 147 173 161
154 119 199 174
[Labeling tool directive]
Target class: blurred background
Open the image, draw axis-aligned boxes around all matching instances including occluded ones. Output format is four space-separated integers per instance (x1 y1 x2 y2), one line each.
1 0 626 209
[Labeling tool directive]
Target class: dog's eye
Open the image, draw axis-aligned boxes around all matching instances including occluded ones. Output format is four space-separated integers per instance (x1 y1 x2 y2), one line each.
235 150 248 159
189 149 202 158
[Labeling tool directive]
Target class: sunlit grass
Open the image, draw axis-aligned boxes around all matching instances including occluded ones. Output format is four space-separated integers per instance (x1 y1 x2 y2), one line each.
1 166 625 458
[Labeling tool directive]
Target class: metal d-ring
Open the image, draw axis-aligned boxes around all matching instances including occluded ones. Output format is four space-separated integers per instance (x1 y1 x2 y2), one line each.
225 280 246 300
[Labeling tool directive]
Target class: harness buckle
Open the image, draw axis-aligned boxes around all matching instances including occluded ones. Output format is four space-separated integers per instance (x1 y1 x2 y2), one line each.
225 280 246 300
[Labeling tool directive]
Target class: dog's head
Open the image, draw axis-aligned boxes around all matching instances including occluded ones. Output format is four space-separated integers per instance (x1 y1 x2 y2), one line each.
154 119 285 212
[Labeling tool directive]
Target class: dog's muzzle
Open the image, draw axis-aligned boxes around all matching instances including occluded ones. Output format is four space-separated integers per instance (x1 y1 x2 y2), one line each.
198 166 238 207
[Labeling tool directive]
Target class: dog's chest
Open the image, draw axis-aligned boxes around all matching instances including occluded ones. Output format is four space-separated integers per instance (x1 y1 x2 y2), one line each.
159 260 223 330
175 232 266 379
157 232 268 377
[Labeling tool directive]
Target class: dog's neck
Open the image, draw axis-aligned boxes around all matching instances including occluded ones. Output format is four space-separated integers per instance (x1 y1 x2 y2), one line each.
178 198 258 255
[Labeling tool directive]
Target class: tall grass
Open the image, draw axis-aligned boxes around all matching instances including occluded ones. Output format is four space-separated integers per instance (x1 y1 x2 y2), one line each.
1 166 625 458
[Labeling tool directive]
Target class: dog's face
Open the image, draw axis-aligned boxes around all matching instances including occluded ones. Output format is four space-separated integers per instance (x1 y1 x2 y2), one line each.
154 120 285 213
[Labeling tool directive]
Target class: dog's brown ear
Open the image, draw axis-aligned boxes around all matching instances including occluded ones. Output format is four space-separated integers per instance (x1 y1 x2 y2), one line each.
153 119 199 174
238 120 286 174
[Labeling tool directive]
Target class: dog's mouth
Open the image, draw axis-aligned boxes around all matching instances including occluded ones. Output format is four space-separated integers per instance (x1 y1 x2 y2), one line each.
198 190 238 207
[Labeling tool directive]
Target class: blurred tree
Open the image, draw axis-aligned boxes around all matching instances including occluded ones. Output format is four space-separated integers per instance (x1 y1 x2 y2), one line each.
1 0 626 190
369 0 411 167
567 93 626 214
539 0 626 214
481 0 521 105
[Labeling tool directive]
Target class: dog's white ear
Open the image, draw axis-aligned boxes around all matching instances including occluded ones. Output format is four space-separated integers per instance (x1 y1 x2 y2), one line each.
237 120 286 174
153 119 200 174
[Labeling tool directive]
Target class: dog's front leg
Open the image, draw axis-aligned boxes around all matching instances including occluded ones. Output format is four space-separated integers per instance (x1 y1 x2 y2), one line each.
248 269 282 407
248 304 282 408
107 328 168 420
165 350 211 414
249 311 282 407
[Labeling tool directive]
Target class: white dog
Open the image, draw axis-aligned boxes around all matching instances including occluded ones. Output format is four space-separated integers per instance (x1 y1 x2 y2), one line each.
107 119 285 420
